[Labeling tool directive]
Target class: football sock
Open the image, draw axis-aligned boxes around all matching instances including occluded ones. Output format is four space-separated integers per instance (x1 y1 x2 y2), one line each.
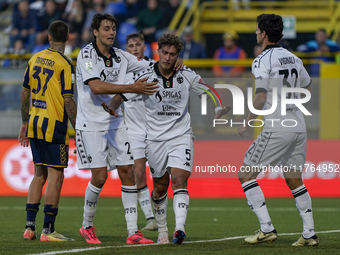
25 203 40 231
291 184 315 238
121 185 138 237
173 189 189 232
137 185 155 220
43 205 58 234
82 181 102 228
152 192 168 233
242 180 274 233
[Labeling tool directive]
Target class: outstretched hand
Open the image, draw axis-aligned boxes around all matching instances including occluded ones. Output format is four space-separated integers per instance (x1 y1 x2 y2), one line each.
214 105 232 119
101 102 119 117
133 77 158 95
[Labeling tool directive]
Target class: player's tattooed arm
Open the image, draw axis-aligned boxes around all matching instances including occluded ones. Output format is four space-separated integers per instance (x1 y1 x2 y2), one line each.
19 88 30 147
101 94 124 117
20 88 30 123
64 96 77 129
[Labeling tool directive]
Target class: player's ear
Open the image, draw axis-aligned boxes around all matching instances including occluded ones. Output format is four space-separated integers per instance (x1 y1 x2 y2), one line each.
48 34 52 42
93 29 98 38
143 44 146 51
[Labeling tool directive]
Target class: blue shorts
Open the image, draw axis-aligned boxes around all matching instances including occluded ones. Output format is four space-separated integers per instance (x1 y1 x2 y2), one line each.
30 138 68 168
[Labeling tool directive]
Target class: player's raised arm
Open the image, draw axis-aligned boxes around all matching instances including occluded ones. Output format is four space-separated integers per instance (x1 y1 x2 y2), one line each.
87 77 158 95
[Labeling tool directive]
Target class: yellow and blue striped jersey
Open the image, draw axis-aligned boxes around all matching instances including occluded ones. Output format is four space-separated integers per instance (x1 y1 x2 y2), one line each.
23 48 75 145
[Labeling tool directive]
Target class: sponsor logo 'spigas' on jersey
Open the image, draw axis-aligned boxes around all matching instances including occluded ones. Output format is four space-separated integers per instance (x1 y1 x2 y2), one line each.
22 48 75 144
123 63 206 141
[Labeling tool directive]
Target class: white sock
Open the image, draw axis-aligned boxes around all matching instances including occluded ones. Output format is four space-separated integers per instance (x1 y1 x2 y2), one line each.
138 185 155 220
121 185 138 237
242 180 274 233
291 184 315 238
82 182 102 228
152 192 168 233
173 189 189 232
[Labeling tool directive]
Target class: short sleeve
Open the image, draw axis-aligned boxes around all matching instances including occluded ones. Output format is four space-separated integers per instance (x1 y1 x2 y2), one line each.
77 49 101 85
252 59 269 93
61 63 75 96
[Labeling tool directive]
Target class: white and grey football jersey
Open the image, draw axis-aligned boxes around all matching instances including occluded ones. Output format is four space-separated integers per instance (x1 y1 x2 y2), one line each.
75 41 150 131
253 45 311 133
123 63 206 141
122 56 156 137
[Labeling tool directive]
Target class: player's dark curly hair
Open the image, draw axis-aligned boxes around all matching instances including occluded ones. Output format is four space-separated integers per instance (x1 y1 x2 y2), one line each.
158 34 183 53
48 20 69 43
257 14 283 43
91 13 118 38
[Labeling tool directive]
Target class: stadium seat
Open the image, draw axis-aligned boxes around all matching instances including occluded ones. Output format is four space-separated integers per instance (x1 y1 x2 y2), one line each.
117 22 137 50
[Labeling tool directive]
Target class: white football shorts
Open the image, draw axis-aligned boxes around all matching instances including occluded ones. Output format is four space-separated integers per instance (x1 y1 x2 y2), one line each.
126 131 146 160
146 133 194 178
243 131 307 171
76 128 134 171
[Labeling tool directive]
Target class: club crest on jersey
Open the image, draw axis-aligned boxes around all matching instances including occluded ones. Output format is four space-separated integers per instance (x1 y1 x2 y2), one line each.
114 56 121 63
177 75 183 84
85 61 93 71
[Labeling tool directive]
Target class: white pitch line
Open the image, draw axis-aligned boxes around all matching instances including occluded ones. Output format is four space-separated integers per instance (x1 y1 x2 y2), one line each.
1 206 339 212
28 229 340 255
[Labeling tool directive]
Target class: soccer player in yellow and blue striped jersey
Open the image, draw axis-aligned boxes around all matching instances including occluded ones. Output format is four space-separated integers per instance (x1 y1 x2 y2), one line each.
19 20 77 242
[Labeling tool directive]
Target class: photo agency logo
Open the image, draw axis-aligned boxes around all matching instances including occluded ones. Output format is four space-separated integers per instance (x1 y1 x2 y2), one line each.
199 81 223 115
200 83 312 128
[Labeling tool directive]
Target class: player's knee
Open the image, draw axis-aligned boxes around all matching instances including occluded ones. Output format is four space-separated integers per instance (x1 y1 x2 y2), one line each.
171 176 187 190
92 175 107 188
285 178 303 190
152 186 167 199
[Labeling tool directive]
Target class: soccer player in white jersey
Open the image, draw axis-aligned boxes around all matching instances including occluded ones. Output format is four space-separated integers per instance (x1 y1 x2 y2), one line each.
123 32 157 231
76 13 159 245
238 14 318 246
102 34 231 244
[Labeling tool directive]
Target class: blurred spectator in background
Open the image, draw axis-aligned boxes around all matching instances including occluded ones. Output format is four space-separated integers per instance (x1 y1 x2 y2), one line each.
213 29 247 78
297 28 340 58
179 26 207 59
253 44 262 58
159 0 182 30
136 0 163 44
81 0 111 45
0 0 9 12
297 28 340 76
65 0 86 49
114 0 144 25
9 0 37 52
3 39 27 68
35 0 62 49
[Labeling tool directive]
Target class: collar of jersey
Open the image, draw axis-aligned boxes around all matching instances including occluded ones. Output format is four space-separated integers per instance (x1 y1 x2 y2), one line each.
263 44 281 51
92 40 117 60
154 62 177 79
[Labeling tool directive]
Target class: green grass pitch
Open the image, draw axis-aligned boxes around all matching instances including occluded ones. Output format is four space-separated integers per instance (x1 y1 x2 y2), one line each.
1 197 339 255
